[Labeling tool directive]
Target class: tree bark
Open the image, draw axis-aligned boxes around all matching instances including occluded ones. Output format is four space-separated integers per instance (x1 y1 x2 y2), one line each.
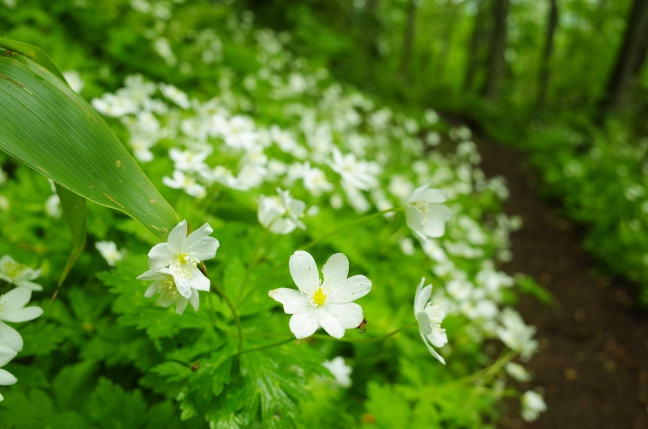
464 0 488 92
482 0 509 102
537 0 559 107
597 0 648 118
399 0 418 80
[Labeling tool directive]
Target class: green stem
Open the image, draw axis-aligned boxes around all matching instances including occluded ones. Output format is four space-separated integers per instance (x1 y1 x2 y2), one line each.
237 227 270 304
237 207 404 308
302 207 404 253
311 321 418 343
462 349 518 410
202 262 244 353
237 336 296 356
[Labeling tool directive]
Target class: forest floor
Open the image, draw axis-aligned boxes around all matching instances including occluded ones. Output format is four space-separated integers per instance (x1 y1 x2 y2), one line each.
473 138 648 429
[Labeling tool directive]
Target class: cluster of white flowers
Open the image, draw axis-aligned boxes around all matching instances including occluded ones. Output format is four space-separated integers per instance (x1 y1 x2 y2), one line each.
0 255 44 401
93 10 540 418
137 220 219 314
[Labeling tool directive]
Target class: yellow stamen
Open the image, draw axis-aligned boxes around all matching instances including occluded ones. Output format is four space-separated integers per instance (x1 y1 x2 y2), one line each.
313 287 326 306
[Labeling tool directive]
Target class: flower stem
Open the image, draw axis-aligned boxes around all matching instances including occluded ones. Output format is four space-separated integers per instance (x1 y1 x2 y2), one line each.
311 321 418 343
237 336 296 356
237 227 270 305
302 207 404 253
201 262 244 353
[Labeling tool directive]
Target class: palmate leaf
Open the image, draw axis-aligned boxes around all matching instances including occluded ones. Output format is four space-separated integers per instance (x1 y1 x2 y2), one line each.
0 40 179 286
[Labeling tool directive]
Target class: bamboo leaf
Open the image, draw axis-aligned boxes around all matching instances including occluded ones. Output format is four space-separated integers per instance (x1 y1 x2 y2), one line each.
0 39 66 82
0 46 179 239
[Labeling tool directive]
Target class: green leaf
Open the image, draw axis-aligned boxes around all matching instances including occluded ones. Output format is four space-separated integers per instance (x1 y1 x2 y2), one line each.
55 183 86 290
0 45 179 238
86 378 148 429
0 39 66 81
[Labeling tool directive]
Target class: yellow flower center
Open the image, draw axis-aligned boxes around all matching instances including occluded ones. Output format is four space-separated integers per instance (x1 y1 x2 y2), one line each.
158 276 179 300
313 287 326 306
3 261 27 278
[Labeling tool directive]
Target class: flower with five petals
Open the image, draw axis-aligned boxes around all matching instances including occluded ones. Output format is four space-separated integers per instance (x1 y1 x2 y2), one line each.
147 220 218 298
269 251 371 339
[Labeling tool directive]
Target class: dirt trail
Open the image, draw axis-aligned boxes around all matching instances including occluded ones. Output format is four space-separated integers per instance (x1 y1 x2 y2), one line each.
474 139 648 429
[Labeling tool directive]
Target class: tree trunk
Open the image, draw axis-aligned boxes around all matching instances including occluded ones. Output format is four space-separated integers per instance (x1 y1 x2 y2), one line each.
464 0 488 92
597 0 648 118
399 0 417 80
366 0 381 59
482 0 509 102
537 0 559 107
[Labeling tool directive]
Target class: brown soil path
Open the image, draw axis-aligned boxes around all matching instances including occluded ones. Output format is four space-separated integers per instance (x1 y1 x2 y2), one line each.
475 139 648 429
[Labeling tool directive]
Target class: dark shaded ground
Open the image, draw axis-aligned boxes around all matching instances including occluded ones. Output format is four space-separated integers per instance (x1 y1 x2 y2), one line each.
475 140 648 429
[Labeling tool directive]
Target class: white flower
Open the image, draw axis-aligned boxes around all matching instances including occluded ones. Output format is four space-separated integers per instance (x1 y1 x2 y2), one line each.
406 184 452 241
159 83 189 109
258 188 306 234
138 269 199 315
147 220 218 296
399 238 415 255
302 164 333 196
0 288 43 323
496 308 538 361
217 115 258 150
130 136 155 162
414 278 448 364
521 390 547 422
0 346 18 391
95 241 124 267
328 147 379 190
268 251 371 339
169 148 211 173
0 256 42 291
505 362 532 382
63 70 84 94
162 170 207 199
45 194 61 218
322 356 352 388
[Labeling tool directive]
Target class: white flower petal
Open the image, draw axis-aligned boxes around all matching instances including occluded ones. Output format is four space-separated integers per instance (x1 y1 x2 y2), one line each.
167 220 188 252
416 312 432 335
185 223 215 250
421 332 445 364
15 280 42 291
0 323 23 352
321 253 349 288
137 269 169 281
317 307 346 338
175 296 189 315
144 282 160 298
325 303 363 329
1 288 31 310
422 205 452 238
268 288 310 314
0 368 17 385
289 251 319 295
0 346 17 367
188 290 200 311
327 275 372 304
414 280 432 314
187 266 210 291
148 243 175 268
289 311 319 339
190 237 220 261
2 306 43 323
405 205 424 232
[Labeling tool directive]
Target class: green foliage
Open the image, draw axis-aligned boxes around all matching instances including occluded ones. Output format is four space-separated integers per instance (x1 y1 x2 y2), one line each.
0 1 539 428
